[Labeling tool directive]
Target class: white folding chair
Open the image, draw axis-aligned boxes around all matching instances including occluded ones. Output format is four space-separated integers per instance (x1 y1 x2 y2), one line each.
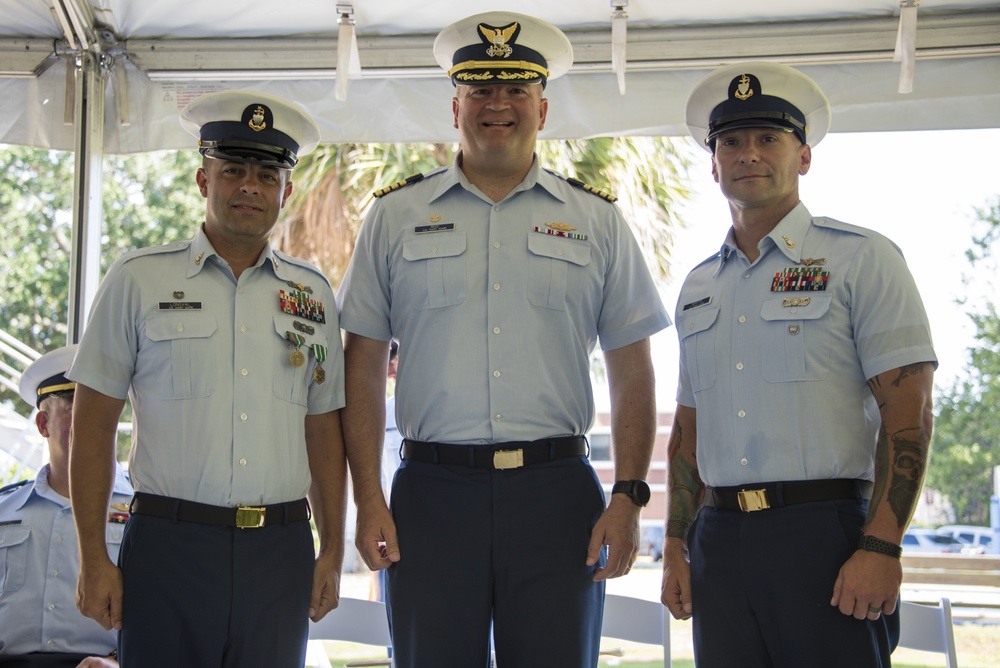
898 598 959 668
600 593 672 667
307 597 393 667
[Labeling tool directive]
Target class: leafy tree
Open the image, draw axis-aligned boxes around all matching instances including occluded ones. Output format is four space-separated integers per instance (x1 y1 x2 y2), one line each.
926 196 1000 524
0 146 203 417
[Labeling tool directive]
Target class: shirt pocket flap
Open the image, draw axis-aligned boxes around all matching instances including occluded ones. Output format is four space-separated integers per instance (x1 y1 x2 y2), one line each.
760 293 833 322
527 234 592 266
402 233 467 261
677 305 720 340
146 312 218 341
0 526 30 549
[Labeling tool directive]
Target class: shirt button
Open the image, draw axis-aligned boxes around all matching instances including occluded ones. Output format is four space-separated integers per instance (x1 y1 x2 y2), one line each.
736 362 744 370
176 324 184 332
557 249 565 256
493 283 501 291
493 370 501 378
48 603 56 610
241 325 248 333
431 246 438 253
494 241 501 249
241 368 249 377
240 458 247 467
493 326 501 335
494 414 503 422
47 640 55 648
741 458 749 466
738 410 746 418
738 315 747 324
494 205 501 212
743 272 752 279
54 535 63 543
238 288 244 294
51 570 59 577
790 307 798 314
240 413 248 421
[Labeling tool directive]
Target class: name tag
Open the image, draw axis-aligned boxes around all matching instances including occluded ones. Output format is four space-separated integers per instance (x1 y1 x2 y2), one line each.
159 302 202 310
415 223 455 234
682 296 712 311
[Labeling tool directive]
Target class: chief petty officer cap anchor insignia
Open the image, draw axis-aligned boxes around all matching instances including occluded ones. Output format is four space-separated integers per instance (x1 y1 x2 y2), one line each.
433 11 574 89
18 344 79 409
685 61 832 152
179 89 321 169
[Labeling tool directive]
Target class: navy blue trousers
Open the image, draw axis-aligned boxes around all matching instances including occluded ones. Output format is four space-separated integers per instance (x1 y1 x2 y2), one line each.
386 454 607 667
117 513 314 668
690 498 899 668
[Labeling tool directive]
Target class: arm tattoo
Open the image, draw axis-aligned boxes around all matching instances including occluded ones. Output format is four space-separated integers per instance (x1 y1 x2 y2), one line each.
667 421 704 539
887 427 929 527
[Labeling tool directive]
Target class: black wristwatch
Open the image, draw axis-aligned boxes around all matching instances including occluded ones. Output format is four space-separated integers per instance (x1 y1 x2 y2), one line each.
857 534 903 560
612 479 651 507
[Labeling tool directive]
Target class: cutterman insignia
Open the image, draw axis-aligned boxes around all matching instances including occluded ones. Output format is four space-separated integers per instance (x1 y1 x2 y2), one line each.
546 222 577 232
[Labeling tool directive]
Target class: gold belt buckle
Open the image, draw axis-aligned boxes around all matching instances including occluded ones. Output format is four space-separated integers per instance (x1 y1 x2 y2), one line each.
493 449 524 470
235 506 266 528
737 489 771 512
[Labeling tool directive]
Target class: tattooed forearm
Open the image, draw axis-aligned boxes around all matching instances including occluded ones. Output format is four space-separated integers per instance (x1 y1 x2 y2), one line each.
887 427 930 527
667 416 704 539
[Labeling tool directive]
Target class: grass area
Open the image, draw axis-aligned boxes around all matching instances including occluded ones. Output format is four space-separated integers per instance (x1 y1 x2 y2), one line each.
316 619 1000 668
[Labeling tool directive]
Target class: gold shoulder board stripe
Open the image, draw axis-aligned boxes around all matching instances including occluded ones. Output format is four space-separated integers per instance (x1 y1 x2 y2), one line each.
566 177 617 203
373 173 425 198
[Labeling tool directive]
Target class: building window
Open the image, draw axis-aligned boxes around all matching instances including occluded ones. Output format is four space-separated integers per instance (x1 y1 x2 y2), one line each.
589 433 612 461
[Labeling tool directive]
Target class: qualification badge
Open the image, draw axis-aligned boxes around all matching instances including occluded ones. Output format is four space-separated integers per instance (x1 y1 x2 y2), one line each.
312 343 327 384
286 331 306 367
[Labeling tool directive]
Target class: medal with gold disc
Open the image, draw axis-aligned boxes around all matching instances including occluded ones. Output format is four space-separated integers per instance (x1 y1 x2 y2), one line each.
286 331 306 367
311 343 327 384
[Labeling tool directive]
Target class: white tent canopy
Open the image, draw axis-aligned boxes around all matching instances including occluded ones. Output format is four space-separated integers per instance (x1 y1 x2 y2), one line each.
2 0 999 151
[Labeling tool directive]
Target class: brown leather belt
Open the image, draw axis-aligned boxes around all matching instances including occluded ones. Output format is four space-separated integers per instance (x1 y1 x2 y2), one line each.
704 479 867 512
402 436 588 470
130 492 310 528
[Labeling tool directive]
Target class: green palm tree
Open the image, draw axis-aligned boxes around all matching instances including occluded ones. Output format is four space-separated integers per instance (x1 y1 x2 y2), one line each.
273 138 692 287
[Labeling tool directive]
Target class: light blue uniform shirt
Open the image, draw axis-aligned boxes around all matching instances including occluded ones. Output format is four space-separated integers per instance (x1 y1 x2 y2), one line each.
338 158 670 444
0 465 132 656
69 227 345 506
675 202 937 487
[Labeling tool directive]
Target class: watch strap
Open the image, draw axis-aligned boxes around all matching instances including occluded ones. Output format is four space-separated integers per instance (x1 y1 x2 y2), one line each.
857 534 902 559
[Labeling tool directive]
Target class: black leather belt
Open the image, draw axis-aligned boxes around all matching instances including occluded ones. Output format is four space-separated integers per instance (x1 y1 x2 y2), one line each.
401 436 588 470
704 479 867 512
130 492 310 528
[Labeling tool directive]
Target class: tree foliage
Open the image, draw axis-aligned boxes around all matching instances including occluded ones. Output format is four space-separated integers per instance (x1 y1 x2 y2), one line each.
0 146 203 417
926 196 1000 524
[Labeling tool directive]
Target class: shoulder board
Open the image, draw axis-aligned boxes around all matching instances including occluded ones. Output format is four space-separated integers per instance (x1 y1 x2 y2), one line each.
0 479 30 496
812 217 872 238
272 250 334 289
373 173 425 198
118 240 191 265
566 177 618 203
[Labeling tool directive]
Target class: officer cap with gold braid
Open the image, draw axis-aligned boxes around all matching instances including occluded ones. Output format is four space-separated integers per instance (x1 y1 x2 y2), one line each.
19 344 79 409
180 90 321 169
686 62 831 152
433 12 573 89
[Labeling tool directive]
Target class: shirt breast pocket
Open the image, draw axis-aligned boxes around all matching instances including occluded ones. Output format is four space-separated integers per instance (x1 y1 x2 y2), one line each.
526 234 592 311
760 294 833 382
0 526 30 593
402 233 468 310
273 315 328 406
677 305 720 392
145 313 218 399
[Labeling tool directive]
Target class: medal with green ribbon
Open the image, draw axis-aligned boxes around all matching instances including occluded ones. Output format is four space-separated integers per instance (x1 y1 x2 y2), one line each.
286 331 306 367
312 343 327 384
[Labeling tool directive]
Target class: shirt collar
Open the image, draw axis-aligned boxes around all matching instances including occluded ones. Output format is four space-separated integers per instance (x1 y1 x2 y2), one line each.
187 225 278 278
712 201 813 276
430 153 563 205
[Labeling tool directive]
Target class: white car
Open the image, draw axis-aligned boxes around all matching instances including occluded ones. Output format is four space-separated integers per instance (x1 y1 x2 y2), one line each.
937 525 997 554
902 528 984 555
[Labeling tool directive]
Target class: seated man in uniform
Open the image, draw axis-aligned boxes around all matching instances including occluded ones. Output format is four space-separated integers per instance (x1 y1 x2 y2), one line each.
0 345 132 667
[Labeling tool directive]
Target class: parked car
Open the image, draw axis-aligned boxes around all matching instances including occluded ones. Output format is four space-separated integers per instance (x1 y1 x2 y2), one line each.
902 528 984 555
937 524 997 554
639 521 664 562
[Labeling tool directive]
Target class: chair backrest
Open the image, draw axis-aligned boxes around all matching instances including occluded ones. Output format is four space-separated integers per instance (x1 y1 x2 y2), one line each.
307 597 392 666
897 598 959 668
600 593 671 668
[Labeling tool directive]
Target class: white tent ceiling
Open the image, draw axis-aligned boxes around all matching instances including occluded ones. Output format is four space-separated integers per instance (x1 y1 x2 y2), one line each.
2 0 999 152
